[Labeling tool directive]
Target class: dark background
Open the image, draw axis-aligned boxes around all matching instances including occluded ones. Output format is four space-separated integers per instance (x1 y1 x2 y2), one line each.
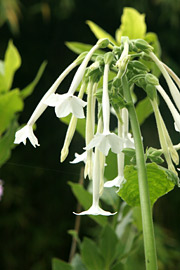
0 0 180 269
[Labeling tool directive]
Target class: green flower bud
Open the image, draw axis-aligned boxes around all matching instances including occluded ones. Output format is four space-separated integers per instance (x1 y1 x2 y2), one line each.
131 60 150 71
145 73 159 85
97 38 110 48
135 39 153 52
145 84 157 100
129 42 139 52
104 52 114 65
113 46 123 56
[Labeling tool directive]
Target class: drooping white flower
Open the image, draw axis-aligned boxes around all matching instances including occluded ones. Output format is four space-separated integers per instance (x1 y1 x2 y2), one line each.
156 84 180 132
74 147 116 216
149 52 180 112
44 93 87 118
86 63 124 156
14 125 39 147
70 151 88 164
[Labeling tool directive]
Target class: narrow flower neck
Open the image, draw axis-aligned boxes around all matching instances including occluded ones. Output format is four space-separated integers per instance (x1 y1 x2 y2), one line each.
68 44 99 95
102 64 110 133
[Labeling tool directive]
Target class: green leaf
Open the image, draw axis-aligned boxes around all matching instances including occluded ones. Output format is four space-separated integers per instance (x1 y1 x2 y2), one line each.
81 237 104 270
115 8 146 44
0 89 24 135
20 61 47 99
52 258 72 270
118 163 175 207
111 262 124 270
60 115 86 138
104 151 117 180
0 120 18 167
0 40 21 92
100 187 119 210
86 20 118 48
71 254 87 270
65 42 104 55
136 96 153 126
68 182 107 226
99 225 118 268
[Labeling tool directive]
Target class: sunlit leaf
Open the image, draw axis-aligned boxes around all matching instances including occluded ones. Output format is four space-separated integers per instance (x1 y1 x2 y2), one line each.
0 40 21 93
118 163 176 207
20 61 47 99
66 42 104 55
115 8 146 44
86 20 118 48
69 182 107 226
0 89 23 135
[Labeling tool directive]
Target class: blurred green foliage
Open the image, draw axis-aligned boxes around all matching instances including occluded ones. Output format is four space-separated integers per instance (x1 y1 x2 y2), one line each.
0 1 180 270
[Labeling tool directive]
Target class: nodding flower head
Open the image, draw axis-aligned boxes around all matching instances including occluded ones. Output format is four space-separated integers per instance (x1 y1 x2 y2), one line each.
14 125 39 148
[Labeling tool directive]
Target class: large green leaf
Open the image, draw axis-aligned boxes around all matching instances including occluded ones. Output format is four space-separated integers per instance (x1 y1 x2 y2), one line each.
71 254 87 270
118 163 176 207
136 96 154 126
115 8 146 44
0 89 23 135
0 40 21 92
111 262 124 270
69 182 107 226
52 258 72 270
86 20 118 48
81 237 105 270
0 120 18 167
65 42 104 55
20 61 47 99
99 225 118 268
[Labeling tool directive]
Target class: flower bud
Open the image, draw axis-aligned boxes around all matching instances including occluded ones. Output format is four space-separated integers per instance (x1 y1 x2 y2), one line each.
97 38 110 48
145 84 157 100
145 74 159 85
131 60 150 71
135 39 153 52
104 52 114 65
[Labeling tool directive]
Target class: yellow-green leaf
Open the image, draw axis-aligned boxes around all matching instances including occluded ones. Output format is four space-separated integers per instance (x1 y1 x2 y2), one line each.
0 89 23 135
66 41 104 55
86 20 118 48
115 8 146 43
0 40 21 92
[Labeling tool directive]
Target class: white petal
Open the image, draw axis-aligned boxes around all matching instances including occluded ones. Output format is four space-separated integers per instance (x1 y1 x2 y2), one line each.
14 125 39 148
124 133 135 148
174 122 180 132
107 133 124 154
70 98 85 118
97 136 111 156
73 204 117 216
104 176 125 188
43 93 59 106
55 98 71 118
70 152 87 164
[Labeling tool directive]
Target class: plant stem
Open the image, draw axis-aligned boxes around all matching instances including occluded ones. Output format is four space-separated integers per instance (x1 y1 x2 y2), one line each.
122 75 158 270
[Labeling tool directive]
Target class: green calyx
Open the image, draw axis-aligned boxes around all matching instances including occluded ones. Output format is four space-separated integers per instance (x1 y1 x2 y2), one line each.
104 52 114 65
97 38 110 48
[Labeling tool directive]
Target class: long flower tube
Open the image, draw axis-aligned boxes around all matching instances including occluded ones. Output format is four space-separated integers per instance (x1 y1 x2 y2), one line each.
14 60 77 147
86 60 124 156
156 84 180 132
151 99 176 173
60 82 86 162
84 80 96 180
149 52 180 112
162 62 180 89
44 39 109 119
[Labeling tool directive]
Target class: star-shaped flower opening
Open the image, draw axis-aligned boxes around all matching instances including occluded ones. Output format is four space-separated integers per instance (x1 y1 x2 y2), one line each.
14 125 39 147
104 175 125 188
44 93 87 118
73 204 116 216
86 132 124 156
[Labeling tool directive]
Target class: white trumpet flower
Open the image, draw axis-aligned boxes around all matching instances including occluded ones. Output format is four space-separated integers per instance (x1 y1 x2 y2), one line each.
44 93 87 118
86 63 124 156
74 147 116 216
14 60 77 147
149 52 180 112
14 125 39 147
156 84 180 132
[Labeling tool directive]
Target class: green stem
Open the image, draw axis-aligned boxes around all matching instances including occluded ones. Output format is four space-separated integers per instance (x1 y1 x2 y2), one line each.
122 75 158 270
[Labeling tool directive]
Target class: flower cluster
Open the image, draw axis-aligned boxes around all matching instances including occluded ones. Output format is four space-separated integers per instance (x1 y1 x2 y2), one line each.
14 36 180 215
